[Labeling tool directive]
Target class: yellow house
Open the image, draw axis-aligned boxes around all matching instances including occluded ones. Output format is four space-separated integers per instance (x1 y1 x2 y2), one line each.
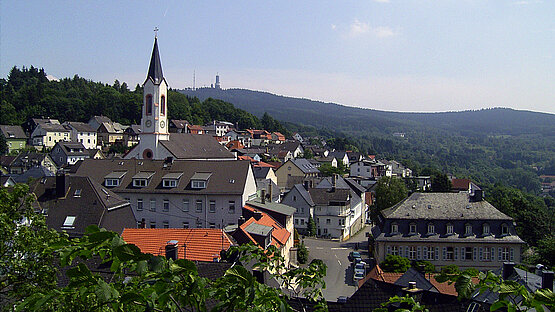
275 158 320 190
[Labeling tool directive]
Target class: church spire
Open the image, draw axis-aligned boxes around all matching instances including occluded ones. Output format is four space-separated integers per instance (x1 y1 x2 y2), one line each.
147 37 164 84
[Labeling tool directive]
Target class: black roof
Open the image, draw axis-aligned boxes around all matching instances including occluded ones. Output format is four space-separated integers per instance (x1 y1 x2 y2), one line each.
147 37 164 85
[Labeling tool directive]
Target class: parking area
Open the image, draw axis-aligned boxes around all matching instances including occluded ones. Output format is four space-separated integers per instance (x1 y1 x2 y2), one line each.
303 225 372 302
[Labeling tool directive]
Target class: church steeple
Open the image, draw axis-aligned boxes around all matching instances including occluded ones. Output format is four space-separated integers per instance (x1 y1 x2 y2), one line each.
147 37 164 85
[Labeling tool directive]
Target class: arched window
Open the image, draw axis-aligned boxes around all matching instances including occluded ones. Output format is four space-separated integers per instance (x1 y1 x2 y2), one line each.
146 94 153 115
161 95 166 115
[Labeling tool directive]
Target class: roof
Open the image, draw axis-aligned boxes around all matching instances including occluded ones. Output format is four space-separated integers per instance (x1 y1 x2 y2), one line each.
0 125 27 139
291 158 320 174
451 178 472 191
308 188 351 205
190 172 212 180
239 206 291 247
30 176 132 236
132 171 155 179
0 155 17 168
55 142 88 156
38 123 69 132
170 119 189 129
291 184 315 206
252 166 272 179
381 192 513 221
63 121 94 132
246 198 296 217
162 172 183 179
315 176 352 190
122 228 233 262
146 37 164 84
13 166 55 183
11 152 50 167
158 133 234 159
124 125 141 134
72 159 251 195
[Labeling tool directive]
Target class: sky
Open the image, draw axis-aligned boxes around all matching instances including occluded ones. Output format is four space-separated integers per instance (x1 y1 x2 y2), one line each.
1 1 554 114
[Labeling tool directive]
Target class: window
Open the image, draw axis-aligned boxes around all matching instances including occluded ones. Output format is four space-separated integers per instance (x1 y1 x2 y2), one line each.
483 247 491 261
409 223 417 235
163 179 177 188
209 223 216 229
326 219 331 225
465 223 473 236
163 221 169 228
191 180 206 189
209 200 216 213
150 199 156 211
228 201 235 214
295 219 299 225
427 223 435 234
293 195 297 201
133 179 148 187
408 246 416 260
501 223 509 235
63 216 76 227
301 219 305 225
161 96 166 115
146 94 153 115
427 247 434 260
182 199 189 212
501 247 510 261
391 223 398 234
392 246 399 256
137 199 143 211
323 228 328 234
196 200 203 212
105 179 120 187
163 199 169 212
196 220 202 228
74 189 82 197
483 223 490 235
150 221 156 228
183 222 189 228
446 247 454 260
446 223 454 235
464 247 473 260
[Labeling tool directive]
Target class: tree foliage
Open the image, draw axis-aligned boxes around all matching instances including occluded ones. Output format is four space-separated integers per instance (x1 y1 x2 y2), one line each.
375 177 408 211
381 255 411 273
307 216 317 237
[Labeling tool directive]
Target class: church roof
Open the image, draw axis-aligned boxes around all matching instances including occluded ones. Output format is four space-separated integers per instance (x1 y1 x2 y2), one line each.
146 37 164 85
159 133 235 160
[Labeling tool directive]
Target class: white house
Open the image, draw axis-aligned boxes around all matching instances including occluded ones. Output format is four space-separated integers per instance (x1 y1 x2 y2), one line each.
63 122 98 149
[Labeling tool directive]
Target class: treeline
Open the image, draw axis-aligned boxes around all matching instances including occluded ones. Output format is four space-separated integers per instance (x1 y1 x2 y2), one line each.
0 66 289 135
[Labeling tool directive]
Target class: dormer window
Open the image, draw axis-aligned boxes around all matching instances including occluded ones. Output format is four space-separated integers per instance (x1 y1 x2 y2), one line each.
483 223 490 236
104 171 126 187
391 223 398 234
446 223 454 235
162 172 182 188
409 223 417 235
501 223 509 235
427 223 435 235
465 223 473 236
132 172 154 188
190 172 212 189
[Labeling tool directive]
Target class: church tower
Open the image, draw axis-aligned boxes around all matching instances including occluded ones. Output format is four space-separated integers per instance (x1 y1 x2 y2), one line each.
139 36 169 159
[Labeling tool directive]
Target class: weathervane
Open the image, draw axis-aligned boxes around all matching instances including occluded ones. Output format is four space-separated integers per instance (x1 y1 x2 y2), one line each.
154 27 159 38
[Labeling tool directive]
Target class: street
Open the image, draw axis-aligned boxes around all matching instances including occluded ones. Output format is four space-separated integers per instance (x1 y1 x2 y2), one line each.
303 225 372 302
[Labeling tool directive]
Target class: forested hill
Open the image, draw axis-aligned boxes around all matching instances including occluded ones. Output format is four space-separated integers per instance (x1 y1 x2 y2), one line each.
180 88 555 194
179 88 555 137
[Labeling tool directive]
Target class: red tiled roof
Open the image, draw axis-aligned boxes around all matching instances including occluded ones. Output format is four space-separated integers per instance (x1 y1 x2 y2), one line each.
253 161 273 168
226 140 244 149
241 205 291 247
188 125 204 131
265 161 282 169
122 228 233 262
451 178 471 191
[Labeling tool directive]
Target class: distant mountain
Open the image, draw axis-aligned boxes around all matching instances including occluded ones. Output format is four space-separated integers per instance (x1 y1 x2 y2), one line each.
178 88 555 137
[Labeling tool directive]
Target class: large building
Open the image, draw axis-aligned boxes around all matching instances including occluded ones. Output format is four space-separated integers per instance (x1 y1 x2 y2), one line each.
72 158 257 229
372 190 525 271
124 37 233 161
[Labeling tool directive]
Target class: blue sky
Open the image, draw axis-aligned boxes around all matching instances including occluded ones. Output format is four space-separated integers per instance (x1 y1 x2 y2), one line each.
1 1 554 113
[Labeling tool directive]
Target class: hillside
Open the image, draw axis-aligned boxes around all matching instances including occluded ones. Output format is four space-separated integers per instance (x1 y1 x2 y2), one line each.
180 88 555 193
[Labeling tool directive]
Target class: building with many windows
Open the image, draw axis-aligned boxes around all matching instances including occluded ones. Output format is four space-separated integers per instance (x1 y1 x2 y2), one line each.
372 190 525 271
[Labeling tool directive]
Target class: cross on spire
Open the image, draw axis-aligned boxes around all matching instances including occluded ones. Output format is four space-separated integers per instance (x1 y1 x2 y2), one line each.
154 27 159 38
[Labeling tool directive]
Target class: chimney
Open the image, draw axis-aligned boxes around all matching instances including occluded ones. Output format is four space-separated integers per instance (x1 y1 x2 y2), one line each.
503 262 515 280
402 281 423 303
261 190 266 204
238 216 246 226
267 184 273 203
253 211 263 221
542 270 554 291
56 172 69 198
165 240 179 260
332 174 337 188
536 264 545 276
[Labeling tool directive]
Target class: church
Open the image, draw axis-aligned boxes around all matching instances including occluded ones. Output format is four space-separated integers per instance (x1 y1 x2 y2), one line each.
125 37 235 161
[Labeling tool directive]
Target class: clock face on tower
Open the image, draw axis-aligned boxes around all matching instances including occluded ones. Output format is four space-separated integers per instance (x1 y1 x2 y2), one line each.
146 120 152 127
160 121 165 128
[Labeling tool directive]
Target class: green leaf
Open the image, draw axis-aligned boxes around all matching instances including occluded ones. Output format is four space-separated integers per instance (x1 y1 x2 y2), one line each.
113 243 143 261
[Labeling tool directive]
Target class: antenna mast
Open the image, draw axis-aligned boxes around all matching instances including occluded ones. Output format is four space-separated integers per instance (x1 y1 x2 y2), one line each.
193 70 196 90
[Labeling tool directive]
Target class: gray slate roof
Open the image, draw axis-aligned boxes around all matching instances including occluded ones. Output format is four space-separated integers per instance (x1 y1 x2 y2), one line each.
252 166 272 179
381 192 512 221
56 142 88 156
308 188 350 205
0 125 27 139
72 159 250 195
64 122 95 132
158 133 234 159
315 176 351 190
244 222 273 236
147 37 164 85
246 198 296 216
291 184 315 206
291 158 319 174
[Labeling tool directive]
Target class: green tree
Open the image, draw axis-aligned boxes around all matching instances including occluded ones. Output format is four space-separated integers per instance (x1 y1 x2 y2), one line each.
375 176 408 211
307 215 317 237
303 149 314 159
381 254 411 273
0 134 7 155
297 243 309 264
412 260 435 273
431 172 452 192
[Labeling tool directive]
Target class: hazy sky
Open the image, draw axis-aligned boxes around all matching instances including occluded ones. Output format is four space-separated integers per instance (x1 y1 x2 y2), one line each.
1 1 554 113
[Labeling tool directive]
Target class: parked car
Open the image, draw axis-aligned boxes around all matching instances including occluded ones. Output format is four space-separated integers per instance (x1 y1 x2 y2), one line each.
348 251 361 262
337 296 348 303
354 262 366 275
353 271 365 281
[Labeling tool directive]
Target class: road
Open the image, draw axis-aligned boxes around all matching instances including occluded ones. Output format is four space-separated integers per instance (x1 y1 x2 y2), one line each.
303 225 372 302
